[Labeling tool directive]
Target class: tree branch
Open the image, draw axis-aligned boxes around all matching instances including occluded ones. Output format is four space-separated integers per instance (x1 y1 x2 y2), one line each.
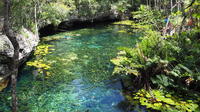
178 0 196 34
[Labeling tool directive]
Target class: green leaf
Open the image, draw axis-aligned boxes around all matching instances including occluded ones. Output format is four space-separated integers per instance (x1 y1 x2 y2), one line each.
178 64 193 74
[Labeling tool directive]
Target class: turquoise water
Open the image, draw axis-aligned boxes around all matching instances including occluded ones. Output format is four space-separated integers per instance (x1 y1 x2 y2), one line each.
0 24 141 112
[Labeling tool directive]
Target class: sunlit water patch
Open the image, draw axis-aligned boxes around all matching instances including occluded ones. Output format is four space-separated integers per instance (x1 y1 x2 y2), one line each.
0 25 144 112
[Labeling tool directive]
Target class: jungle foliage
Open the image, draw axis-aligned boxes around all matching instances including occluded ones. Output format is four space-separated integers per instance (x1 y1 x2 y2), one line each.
10 0 135 32
112 0 200 111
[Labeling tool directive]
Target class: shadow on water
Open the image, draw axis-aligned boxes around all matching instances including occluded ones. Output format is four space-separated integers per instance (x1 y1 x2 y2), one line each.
0 24 146 112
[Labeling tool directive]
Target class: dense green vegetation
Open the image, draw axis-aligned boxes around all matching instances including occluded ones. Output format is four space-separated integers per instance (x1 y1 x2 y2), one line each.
10 0 136 32
111 1 200 111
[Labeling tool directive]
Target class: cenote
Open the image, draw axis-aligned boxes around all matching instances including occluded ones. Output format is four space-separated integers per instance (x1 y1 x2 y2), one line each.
0 24 144 112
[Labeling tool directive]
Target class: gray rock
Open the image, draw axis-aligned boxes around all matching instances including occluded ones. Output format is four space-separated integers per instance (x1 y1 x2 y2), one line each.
0 28 39 79
0 64 9 76
0 34 14 57
16 28 39 60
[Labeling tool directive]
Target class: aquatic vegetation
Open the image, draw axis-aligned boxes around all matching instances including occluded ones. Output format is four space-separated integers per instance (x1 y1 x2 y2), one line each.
42 35 65 42
27 44 54 78
113 20 135 26
42 32 81 42
128 89 199 112
34 45 54 56
0 25 139 112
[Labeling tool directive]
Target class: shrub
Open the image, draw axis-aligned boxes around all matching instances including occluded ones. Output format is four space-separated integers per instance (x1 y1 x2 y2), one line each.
111 5 200 111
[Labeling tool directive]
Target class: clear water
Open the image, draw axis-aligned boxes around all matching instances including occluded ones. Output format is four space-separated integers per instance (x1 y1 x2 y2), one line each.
0 24 141 112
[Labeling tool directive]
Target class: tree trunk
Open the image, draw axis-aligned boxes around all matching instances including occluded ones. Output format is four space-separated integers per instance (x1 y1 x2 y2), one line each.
34 0 38 37
3 0 19 112
149 0 151 7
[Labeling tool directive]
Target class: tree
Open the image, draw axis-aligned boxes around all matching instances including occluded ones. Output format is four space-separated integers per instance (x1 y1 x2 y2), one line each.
3 0 19 111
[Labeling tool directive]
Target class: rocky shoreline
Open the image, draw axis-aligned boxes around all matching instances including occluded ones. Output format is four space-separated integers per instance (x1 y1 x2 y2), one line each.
0 28 39 85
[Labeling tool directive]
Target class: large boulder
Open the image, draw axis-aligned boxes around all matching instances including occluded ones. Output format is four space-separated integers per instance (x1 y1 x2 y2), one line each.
0 28 39 81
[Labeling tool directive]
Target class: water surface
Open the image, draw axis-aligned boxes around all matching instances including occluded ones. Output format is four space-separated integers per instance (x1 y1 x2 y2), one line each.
0 24 140 112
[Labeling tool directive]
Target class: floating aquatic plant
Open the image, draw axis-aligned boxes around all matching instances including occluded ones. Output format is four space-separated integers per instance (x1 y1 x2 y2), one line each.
127 89 199 112
27 44 54 78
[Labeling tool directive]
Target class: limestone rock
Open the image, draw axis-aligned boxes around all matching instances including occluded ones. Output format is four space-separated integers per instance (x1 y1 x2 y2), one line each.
0 34 14 57
0 28 39 79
